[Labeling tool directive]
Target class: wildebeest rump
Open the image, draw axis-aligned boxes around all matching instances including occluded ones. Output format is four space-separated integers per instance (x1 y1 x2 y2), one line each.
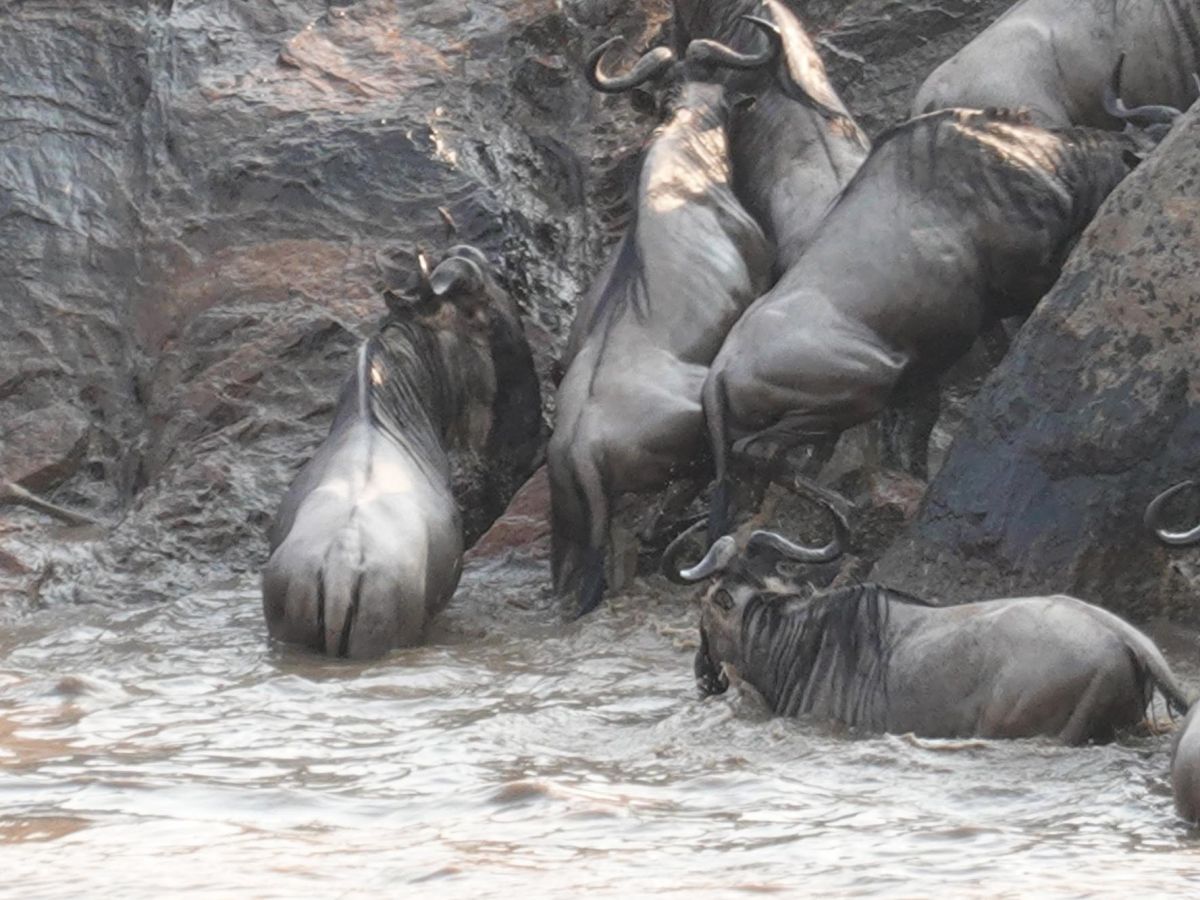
694 552 1191 743
548 35 774 616
262 245 540 658
700 104 1174 542
913 0 1200 126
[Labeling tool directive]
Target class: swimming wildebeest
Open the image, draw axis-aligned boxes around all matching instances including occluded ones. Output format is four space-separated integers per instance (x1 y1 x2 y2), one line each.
1144 480 1200 820
912 0 1200 126
549 31 776 616
262 245 541 658
690 542 1191 743
693 90 1186 555
668 0 869 270
1172 705 1200 822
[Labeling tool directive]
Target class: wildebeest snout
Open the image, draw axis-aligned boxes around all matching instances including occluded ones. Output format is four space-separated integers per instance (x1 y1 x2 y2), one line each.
695 628 729 696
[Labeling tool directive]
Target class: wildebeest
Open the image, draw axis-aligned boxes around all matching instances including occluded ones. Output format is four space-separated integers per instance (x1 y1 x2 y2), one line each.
1145 480 1200 820
549 31 776 617
691 545 1191 743
1173 705 1200 822
696 95 1184 551
262 245 541 657
912 0 1200 126
671 0 870 269
1145 479 1200 545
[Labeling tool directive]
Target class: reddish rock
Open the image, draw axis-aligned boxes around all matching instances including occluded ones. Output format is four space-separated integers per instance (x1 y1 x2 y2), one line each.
466 466 552 563
0 403 91 492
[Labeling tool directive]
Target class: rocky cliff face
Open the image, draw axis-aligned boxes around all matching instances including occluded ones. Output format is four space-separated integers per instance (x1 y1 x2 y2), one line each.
2 0 1040 610
872 106 1200 623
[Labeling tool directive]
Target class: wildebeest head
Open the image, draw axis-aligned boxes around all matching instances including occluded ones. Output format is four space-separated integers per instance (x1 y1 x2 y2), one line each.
379 244 534 467
693 537 826 696
584 17 778 116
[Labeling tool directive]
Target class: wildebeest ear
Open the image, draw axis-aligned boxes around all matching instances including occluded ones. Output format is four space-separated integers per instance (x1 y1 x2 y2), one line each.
630 87 658 117
382 288 408 317
430 256 485 300
729 91 756 115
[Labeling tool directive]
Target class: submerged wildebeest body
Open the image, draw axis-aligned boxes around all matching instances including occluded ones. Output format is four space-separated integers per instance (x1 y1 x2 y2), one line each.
694 559 1191 743
549 36 774 615
1172 705 1200 822
263 246 540 658
913 0 1200 126
1145 480 1200 820
671 0 869 269
700 105 1169 541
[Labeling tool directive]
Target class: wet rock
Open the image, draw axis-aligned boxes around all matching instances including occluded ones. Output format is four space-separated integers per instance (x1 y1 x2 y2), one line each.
872 106 1200 622
0 403 91 492
465 465 553 563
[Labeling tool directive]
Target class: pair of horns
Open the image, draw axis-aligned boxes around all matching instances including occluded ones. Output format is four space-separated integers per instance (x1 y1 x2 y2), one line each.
387 246 489 315
586 16 779 93
662 492 850 583
1145 480 1200 546
1103 52 1194 126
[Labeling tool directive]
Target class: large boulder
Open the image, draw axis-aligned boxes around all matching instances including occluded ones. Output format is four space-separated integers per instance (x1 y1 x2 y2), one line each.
872 106 1200 623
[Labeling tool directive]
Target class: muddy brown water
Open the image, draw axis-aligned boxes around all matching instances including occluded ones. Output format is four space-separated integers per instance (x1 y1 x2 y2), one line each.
3 556 1200 897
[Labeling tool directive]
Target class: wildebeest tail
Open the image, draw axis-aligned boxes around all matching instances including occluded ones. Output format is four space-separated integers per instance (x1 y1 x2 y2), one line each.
1074 600 1192 717
704 370 734 544
549 437 610 615
319 523 366 658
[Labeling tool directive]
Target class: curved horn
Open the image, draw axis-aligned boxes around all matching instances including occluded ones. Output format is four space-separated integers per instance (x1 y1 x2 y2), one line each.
677 535 740 582
415 247 434 302
1145 480 1200 546
661 518 709 584
694 629 729 696
1104 52 1184 125
763 475 853 561
429 256 484 298
586 38 676 93
684 16 779 70
445 244 491 271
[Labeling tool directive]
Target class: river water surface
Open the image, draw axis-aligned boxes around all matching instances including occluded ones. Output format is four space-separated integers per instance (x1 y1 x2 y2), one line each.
3 556 1200 897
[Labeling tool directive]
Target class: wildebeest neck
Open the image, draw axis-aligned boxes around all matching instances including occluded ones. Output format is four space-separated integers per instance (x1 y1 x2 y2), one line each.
740 583 932 725
355 318 468 476
644 83 734 202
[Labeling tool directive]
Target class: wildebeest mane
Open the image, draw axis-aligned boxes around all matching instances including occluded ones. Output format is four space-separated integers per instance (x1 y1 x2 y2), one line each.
741 582 934 726
582 205 652 340
355 316 453 479
826 107 1125 228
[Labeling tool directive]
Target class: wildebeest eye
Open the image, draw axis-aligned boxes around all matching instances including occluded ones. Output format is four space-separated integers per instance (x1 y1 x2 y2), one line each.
713 589 735 612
